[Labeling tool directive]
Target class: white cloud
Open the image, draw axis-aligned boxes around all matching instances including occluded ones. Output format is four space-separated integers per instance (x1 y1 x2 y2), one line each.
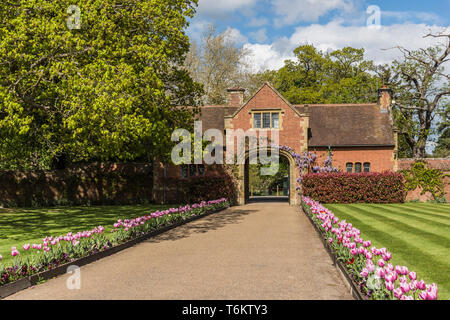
272 0 355 26
223 27 248 45
244 21 449 71
249 28 268 42
243 43 292 72
196 0 257 18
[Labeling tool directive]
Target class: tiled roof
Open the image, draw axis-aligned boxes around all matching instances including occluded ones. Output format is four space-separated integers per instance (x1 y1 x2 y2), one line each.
195 102 395 148
294 104 395 147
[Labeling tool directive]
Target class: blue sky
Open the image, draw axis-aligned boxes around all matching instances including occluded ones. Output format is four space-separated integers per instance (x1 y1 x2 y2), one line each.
188 0 450 71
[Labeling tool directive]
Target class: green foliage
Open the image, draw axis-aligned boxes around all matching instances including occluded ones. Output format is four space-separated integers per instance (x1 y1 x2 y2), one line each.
401 161 445 200
249 156 289 195
0 0 202 169
270 45 379 104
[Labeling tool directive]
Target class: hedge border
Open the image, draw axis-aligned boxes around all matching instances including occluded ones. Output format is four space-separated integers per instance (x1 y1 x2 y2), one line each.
300 205 366 300
0 205 229 299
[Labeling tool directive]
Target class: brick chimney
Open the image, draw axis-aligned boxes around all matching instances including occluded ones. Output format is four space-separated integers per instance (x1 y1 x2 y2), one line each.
227 87 245 107
378 85 393 113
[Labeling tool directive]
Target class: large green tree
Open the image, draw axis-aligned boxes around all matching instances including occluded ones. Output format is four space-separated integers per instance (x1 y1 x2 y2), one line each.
0 0 202 169
270 45 379 104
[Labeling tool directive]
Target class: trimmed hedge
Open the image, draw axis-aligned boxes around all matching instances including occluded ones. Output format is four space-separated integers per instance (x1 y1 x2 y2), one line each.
302 172 405 203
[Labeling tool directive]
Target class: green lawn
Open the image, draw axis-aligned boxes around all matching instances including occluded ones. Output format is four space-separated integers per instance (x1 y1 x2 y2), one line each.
325 202 450 300
0 204 174 266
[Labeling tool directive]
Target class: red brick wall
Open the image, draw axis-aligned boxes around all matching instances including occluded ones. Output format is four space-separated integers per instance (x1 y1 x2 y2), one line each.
311 147 395 172
228 84 307 155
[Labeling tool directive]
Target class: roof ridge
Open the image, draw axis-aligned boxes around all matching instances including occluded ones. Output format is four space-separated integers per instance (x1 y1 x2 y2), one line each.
294 103 378 107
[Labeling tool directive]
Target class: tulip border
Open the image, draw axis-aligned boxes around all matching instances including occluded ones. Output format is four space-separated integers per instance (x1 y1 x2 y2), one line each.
301 196 439 300
0 202 229 299
301 204 366 300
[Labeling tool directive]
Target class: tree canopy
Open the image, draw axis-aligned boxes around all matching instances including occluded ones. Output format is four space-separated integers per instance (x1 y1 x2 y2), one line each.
0 0 202 169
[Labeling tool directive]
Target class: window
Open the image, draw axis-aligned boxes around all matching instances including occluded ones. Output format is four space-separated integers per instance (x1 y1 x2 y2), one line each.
189 164 196 176
363 162 370 172
198 164 205 175
181 165 188 178
355 162 362 173
254 113 261 128
253 112 280 129
346 163 353 173
263 113 271 128
271 113 279 128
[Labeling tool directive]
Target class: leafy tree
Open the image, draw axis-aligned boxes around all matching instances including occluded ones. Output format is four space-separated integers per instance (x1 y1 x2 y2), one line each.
0 0 202 169
271 45 379 104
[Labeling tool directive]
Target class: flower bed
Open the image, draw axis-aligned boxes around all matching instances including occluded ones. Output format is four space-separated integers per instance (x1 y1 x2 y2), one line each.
302 196 438 300
0 198 229 288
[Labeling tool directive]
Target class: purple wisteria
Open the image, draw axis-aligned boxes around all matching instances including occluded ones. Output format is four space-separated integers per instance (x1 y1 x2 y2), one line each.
270 144 338 190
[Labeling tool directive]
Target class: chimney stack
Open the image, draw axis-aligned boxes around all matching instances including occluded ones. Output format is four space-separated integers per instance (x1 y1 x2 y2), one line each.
227 87 245 107
378 85 393 113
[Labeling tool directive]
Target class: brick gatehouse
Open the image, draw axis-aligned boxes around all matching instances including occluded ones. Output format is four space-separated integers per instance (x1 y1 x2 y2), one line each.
153 83 398 205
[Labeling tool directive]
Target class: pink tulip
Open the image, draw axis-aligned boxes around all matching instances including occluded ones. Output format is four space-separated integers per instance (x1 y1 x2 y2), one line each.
377 259 385 268
23 244 31 251
11 247 19 257
400 282 410 294
400 295 413 300
393 288 403 299
360 268 369 277
417 280 426 290
385 281 395 291
382 252 392 261
0 254 2 261
376 268 385 278
408 271 417 281
328 237 333 243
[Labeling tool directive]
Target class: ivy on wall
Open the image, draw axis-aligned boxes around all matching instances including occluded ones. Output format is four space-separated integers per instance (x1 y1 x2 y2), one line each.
401 161 445 200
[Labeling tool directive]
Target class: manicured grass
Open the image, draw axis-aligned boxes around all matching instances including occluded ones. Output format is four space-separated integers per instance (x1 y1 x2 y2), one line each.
325 202 450 300
0 204 174 265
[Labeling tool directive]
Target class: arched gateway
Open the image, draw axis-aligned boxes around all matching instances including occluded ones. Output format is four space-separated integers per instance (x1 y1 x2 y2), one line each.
237 148 299 205
152 82 397 205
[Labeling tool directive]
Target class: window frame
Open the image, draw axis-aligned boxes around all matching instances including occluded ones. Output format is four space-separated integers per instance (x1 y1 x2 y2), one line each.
181 164 188 179
346 162 353 173
252 111 280 129
355 162 362 173
363 162 370 172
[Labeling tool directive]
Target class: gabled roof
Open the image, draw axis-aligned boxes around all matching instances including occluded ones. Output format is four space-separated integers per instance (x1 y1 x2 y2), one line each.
295 104 395 147
231 82 306 118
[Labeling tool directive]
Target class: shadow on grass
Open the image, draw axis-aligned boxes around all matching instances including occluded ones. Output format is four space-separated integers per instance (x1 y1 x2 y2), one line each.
146 208 255 243
0 204 174 243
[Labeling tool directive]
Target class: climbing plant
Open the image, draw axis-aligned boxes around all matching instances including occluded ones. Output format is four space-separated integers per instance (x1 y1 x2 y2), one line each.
401 161 445 200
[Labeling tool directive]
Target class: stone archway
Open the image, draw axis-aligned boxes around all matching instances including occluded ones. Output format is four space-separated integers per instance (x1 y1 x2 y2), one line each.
236 148 299 206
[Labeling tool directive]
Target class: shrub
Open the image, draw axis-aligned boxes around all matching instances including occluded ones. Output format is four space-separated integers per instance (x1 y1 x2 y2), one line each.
167 175 237 204
302 171 405 203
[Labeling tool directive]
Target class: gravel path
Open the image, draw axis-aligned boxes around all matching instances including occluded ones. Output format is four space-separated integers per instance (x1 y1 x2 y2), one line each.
7 202 352 300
